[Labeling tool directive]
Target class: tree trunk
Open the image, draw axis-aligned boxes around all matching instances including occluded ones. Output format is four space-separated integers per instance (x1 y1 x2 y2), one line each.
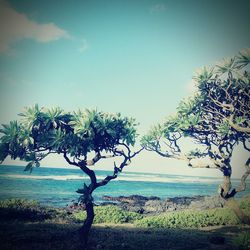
219 163 250 225
79 201 95 247
225 198 250 225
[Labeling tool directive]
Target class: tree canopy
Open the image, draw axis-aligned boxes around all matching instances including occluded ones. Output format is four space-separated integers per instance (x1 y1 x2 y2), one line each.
0 106 141 244
142 49 250 199
0 106 137 169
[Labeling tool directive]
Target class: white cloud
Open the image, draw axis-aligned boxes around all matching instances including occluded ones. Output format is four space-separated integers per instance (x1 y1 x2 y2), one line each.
0 0 70 53
79 38 89 53
150 3 166 13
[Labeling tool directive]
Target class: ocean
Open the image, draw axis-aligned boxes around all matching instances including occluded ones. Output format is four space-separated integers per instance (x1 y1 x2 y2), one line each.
0 165 249 207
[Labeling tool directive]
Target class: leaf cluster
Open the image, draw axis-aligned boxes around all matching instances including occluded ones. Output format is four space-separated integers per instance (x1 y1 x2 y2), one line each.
0 106 138 169
135 207 241 229
72 205 143 224
142 49 250 158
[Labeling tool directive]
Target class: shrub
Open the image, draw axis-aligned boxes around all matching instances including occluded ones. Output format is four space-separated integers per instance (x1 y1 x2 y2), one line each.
0 199 64 221
239 196 250 215
0 198 39 209
135 208 241 229
73 205 143 224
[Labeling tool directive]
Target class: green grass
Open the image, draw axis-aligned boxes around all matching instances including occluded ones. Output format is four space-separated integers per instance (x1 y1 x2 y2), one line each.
134 196 250 229
1 197 249 228
73 205 143 224
134 207 241 229
0 198 249 249
240 196 250 215
1 221 247 250
0 199 70 222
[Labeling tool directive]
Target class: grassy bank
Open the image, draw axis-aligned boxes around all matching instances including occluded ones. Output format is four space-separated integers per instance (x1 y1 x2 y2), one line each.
0 198 249 249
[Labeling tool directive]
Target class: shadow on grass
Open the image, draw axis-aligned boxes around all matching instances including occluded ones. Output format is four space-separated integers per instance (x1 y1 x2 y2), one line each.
0 221 249 250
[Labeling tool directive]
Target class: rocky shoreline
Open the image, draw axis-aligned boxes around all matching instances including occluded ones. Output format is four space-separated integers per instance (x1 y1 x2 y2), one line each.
68 195 225 215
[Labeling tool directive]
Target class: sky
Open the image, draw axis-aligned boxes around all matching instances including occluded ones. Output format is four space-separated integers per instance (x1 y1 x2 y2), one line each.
0 0 249 178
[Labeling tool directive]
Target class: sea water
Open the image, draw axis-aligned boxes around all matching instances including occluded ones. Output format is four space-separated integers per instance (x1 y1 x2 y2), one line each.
0 165 249 207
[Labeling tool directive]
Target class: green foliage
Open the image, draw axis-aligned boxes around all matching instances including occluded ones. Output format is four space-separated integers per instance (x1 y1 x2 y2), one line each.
239 196 250 215
177 95 202 117
73 205 143 224
216 57 236 75
135 208 240 229
193 67 214 84
0 106 138 163
0 199 248 250
24 160 40 173
236 48 250 68
141 124 163 150
142 49 250 190
218 122 231 137
1 198 249 229
0 198 39 209
0 199 49 221
233 232 250 250
0 199 69 222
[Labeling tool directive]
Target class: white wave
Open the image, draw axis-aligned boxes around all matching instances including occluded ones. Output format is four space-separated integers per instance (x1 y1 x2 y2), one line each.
109 175 221 183
1 173 229 184
2 174 87 181
114 172 222 183
121 173 158 178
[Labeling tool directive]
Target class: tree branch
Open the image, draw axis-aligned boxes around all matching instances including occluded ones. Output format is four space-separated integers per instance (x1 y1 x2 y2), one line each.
95 147 143 189
63 152 78 167
78 161 97 192
242 139 250 152
86 152 116 166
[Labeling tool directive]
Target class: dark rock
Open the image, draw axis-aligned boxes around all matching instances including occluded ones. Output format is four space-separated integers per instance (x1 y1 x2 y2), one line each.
189 196 225 210
69 194 225 215
167 195 204 206
100 195 224 214
99 201 118 206
66 202 86 212
102 195 160 203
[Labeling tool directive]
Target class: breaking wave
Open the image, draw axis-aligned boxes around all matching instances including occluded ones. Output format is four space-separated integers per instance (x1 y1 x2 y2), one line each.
1 173 223 183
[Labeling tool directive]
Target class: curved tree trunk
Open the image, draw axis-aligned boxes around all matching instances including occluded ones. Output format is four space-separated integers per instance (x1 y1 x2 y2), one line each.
79 201 95 247
219 163 250 225
218 163 250 225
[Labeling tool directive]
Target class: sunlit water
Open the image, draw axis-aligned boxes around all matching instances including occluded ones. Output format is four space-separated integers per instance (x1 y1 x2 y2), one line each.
0 165 249 207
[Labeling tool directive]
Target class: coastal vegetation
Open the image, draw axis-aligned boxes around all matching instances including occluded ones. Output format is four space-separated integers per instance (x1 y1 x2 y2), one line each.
0 108 141 245
142 49 250 223
0 198 250 249
1 196 249 226
0 50 249 248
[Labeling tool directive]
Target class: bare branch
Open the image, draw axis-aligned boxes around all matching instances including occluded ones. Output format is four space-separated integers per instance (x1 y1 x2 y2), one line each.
243 139 250 151
63 152 78 167
86 151 116 166
228 117 250 134
96 146 142 189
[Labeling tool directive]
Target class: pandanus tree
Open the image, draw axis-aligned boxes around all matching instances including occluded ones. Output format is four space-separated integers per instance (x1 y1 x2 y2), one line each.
0 105 141 245
142 49 250 223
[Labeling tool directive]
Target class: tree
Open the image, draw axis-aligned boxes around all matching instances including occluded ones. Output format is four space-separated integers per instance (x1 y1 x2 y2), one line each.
0 106 142 245
142 49 250 223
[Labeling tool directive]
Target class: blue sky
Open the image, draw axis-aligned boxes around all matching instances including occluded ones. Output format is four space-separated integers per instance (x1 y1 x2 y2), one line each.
0 0 249 177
